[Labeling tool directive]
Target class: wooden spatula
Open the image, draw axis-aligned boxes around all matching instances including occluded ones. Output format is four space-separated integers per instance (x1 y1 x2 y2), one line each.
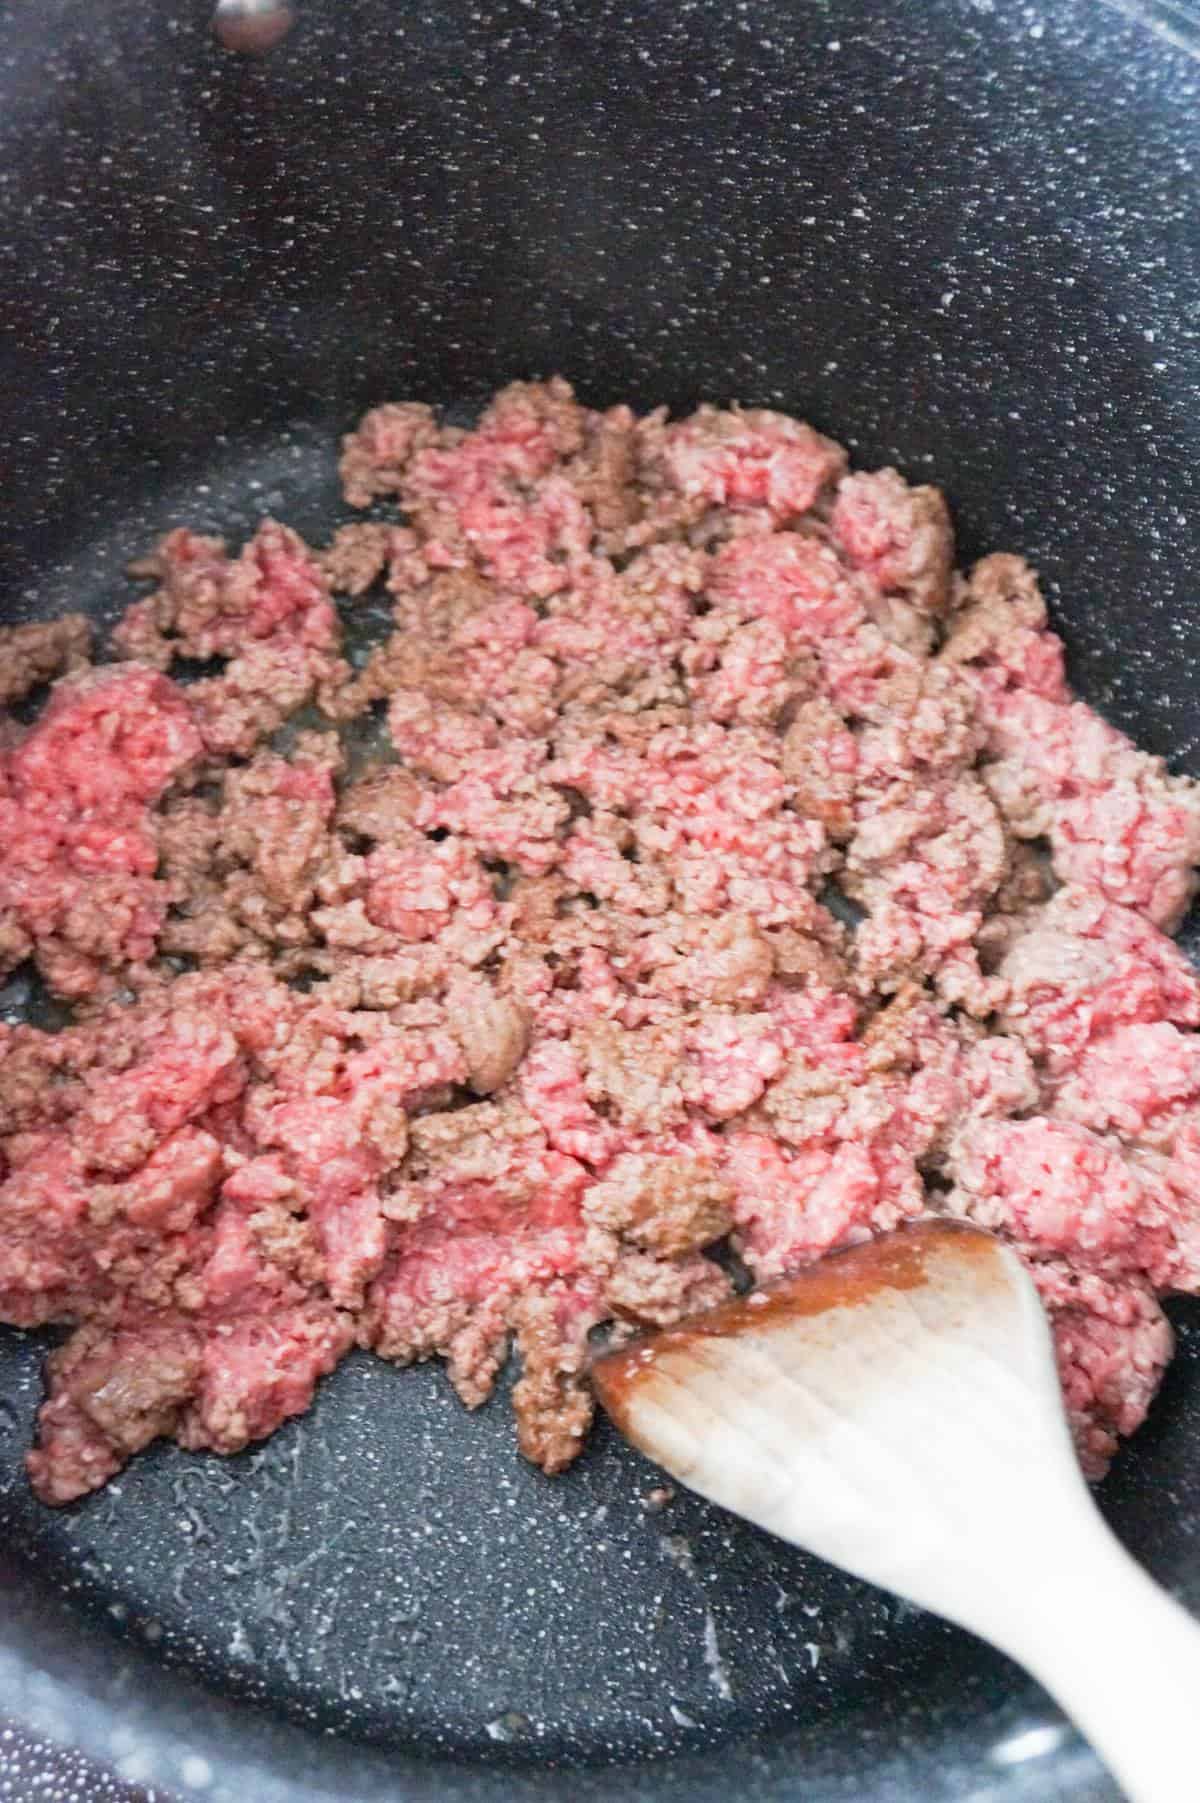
591 1219 1200 1803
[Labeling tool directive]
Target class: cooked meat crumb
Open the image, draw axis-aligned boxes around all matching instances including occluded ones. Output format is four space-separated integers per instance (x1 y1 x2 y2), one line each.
0 614 91 706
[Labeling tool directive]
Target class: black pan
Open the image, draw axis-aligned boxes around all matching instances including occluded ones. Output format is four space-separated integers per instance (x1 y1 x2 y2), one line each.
3 2 1200 1798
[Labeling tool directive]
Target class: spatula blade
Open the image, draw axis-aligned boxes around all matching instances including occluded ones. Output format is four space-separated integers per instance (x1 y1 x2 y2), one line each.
592 1219 1082 1616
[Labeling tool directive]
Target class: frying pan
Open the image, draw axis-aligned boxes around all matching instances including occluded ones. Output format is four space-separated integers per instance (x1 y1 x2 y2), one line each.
3 1 1200 1798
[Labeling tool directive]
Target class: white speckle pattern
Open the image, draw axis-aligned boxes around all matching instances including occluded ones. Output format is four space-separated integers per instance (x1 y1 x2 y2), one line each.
4 0 1200 1799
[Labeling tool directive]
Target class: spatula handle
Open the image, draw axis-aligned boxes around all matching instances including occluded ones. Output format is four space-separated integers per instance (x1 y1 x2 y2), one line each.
998 1509 1200 1803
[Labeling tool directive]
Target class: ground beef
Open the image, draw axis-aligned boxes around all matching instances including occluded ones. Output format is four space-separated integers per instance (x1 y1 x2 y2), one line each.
945 552 1200 929
116 521 347 761
320 522 405 597
338 402 441 509
993 885 1200 1070
0 615 91 706
1025 1259 1173 1481
831 469 954 652
5 378 1200 1503
583 1151 734 1256
0 664 201 998
638 404 847 533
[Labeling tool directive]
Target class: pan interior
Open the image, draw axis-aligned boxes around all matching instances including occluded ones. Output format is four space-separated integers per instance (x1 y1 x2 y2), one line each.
0 425 1199 1794
5 0 1200 1794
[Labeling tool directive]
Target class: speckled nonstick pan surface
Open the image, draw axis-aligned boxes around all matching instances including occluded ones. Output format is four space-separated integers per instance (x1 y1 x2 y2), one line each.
3 2 1200 1798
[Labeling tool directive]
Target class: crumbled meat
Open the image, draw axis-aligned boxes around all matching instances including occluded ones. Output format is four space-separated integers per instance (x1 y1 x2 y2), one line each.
583 1152 733 1256
394 379 591 599
600 1246 730 1329
564 405 643 548
782 700 859 838
641 405 846 525
116 521 337 664
667 913 778 1007
510 1289 599 1473
831 468 954 650
983 689 1200 930
6 378 1200 1503
112 522 346 761
26 1319 204 1504
940 553 1067 697
1052 1022 1200 1143
944 554 1200 929
847 772 1011 1012
320 522 401 596
176 1299 352 1458
1027 1259 1173 1480
335 765 423 844
339 402 440 509
707 530 865 643
949 1115 1180 1285
0 615 91 706
994 886 1200 1070
447 972 532 1094
159 736 343 965
0 664 201 997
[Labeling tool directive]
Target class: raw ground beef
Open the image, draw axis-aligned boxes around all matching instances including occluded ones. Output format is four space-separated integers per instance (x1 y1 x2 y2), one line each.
4 378 1200 1503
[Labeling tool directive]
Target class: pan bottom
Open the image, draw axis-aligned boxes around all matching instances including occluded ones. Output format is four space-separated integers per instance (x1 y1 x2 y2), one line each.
0 419 1195 1790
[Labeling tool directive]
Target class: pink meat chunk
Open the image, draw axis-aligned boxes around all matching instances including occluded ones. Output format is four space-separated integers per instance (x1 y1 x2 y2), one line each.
177 1303 352 1457
684 614 797 726
257 1027 467 1307
830 469 953 624
362 1102 594 1413
1053 1023 1200 1141
949 1115 1192 1291
400 382 593 598
536 552 696 694
708 531 865 641
26 1319 205 1505
415 740 569 875
996 886 1200 1071
982 688 1200 931
653 407 847 520
849 774 1008 1010
939 553 1071 704
520 1039 623 1168
339 401 440 508
363 837 499 942
364 1227 589 1402
722 1131 923 1282
0 1140 109 1327
1029 1260 1174 1480
549 726 832 930
113 522 344 761
387 687 498 784
10 663 199 808
117 520 338 663
0 665 200 995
